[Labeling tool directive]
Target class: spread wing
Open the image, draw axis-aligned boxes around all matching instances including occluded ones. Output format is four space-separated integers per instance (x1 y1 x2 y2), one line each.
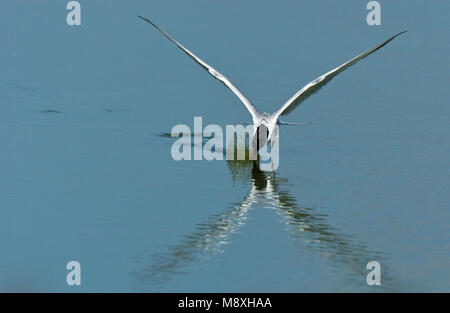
138 15 259 119
276 31 407 116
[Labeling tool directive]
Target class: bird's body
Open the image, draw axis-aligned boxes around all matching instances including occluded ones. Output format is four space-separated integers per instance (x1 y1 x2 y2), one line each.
138 15 405 151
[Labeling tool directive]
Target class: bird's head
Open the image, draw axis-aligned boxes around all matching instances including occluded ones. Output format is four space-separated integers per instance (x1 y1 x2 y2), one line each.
252 115 278 150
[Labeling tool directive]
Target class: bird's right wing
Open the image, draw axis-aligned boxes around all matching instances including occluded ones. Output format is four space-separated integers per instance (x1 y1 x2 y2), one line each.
276 31 407 116
138 15 259 119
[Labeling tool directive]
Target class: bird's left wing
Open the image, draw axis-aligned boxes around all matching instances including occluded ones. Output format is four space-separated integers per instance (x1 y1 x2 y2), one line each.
276 31 407 116
137 15 259 119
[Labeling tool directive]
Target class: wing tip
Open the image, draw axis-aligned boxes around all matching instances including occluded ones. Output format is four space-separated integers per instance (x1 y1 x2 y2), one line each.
137 15 155 26
395 30 408 38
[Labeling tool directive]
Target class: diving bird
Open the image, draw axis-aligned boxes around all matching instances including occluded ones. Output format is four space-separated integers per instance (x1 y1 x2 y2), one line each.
137 15 406 149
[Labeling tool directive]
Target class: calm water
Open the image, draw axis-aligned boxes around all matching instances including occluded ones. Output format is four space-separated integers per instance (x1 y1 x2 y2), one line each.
0 0 449 292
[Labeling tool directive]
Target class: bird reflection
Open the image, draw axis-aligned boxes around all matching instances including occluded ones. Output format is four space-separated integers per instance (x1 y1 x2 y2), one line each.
133 155 390 291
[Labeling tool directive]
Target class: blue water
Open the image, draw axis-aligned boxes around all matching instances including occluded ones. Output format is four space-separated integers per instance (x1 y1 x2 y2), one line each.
0 0 448 292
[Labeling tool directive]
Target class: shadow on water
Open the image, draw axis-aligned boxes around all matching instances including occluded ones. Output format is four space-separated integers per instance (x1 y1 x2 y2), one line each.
132 140 396 291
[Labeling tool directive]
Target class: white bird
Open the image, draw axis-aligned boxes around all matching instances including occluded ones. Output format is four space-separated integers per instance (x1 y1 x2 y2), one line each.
138 15 406 150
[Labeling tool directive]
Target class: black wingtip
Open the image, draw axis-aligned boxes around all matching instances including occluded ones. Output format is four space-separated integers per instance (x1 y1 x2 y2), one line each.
137 15 151 23
385 30 407 44
137 15 158 28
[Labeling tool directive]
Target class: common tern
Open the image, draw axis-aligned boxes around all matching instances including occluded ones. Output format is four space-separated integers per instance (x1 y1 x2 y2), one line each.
138 15 406 149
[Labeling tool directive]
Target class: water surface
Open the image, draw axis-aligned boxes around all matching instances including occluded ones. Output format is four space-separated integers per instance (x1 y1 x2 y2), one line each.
0 0 448 292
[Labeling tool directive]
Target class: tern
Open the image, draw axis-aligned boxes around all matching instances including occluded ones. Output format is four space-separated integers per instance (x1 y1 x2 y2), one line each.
138 15 406 150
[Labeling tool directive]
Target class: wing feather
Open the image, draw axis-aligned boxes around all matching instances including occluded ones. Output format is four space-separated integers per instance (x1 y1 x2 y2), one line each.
277 31 407 116
138 15 259 118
